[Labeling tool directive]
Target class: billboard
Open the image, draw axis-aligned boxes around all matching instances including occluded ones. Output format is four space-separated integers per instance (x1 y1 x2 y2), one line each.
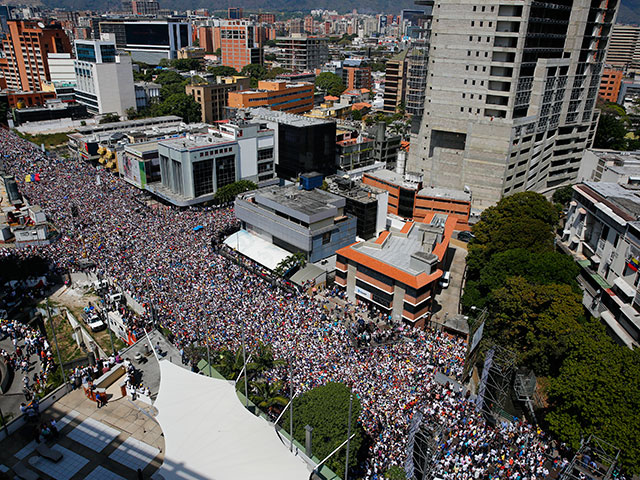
122 153 145 188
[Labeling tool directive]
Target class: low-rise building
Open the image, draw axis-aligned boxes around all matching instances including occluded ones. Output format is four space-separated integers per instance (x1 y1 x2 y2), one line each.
134 81 160 109
121 141 161 190
336 215 456 327
362 170 472 229
560 182 640 349
235 184 357 262
324 175 388 239
336 130 375 171
228 80 314 114
186 77 250 124
151 119 276 206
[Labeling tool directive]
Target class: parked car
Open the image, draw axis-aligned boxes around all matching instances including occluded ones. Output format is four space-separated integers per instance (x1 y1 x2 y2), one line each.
440 271 451 289
457 231 475 243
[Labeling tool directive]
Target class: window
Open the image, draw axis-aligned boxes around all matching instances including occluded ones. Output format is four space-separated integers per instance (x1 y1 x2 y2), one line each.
215 154 236 189
257 148 274 160
322 231 331 245
193 159 214 197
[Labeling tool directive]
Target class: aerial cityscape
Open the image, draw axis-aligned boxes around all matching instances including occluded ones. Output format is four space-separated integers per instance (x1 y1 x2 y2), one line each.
0 1 639 479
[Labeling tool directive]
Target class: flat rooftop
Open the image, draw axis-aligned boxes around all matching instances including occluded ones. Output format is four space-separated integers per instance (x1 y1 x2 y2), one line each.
581 182 640 220
255 185 344 218
250 107 334 128
124 140 160 154
417 185 471 202
159 133 235 152
354 222 441 276
365 169 422 189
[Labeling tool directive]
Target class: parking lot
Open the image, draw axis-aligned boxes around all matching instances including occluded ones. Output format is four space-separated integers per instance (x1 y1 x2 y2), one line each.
432 241 467 324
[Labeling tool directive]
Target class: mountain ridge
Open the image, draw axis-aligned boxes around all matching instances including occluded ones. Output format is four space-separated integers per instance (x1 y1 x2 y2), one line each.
28 0 640 20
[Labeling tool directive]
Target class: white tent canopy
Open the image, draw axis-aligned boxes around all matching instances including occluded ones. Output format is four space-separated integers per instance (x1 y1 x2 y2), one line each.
153 360 310 480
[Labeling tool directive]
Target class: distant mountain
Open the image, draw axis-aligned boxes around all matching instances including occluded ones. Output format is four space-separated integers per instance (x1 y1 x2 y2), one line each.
35 0 640 20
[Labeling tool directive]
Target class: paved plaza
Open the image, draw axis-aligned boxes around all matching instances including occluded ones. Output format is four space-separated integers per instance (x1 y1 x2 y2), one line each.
0 387 164 479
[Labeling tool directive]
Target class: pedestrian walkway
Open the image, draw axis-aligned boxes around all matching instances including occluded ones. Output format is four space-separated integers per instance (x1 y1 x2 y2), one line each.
0 387 163 479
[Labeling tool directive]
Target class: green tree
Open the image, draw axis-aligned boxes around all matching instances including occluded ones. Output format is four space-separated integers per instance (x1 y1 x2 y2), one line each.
264 67 290 79
213 348 245 380
351 109 363 121
241 63 268 81
461 248 580 310
249 379 289 415
264 53 278 62
214 47 222 56
99 113 120 124
152 92 201 123
486 276 584 376
315 72 346 97
273 252 307 278
172 58 202 71
280 383 364 479
385 466 407 479
552 184 575 205
207 65 238 77
545 320 640 474
371 61 386 72
594 112 629 150
247 342 285 378
213 180 257 204
467 192 559 278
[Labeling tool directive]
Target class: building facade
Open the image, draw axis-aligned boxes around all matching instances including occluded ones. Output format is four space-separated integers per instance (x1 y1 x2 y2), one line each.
0 20 72 92
336 216 455 327
276 35 329 72
605 24 640 71
598 68 623 103
560 182 640 349
249 107 337 180
342 58 372 91
227 80 314 114
408 0 618 209
235 185 357 262
73 39 136 116
99 19 191 65
218 20 262 71
186 77 250 124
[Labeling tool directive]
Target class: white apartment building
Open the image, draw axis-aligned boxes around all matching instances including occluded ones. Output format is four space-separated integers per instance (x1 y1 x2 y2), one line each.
73 39 136 117
408 0 618 209
561 182 640 349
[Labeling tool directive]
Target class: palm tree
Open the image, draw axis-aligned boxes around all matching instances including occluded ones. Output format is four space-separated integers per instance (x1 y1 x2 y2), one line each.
249 379 288 416
213 349 245 380
247 342 286 379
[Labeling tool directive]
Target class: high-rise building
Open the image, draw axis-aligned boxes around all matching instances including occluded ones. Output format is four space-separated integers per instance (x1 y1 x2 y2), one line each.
258 13 276 24
73 39 136 116
99 18 191 65
342 58 372 91
605 24 640 71
304 15 314 34
249 107 337 180
197 26 215 52
599 68 623 103
408 0 618 209
0 20 72 92
276 35 329 72
228 7 243 20
131 0 159 16
217 20 262 71
290 18 304 35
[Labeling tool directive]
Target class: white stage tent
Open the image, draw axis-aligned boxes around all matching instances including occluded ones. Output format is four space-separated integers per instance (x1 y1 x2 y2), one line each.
153 360 311 480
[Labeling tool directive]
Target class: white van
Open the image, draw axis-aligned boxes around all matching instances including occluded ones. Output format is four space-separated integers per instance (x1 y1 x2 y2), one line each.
440 271 451 288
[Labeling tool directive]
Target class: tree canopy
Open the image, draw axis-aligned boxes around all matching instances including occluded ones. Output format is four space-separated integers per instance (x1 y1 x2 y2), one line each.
213 180 257 204
486 276 584 376
552 184 575 205
280 382 364 479
207 65 239 77
545 320 640 474
467 192 559 277
315 72 346 97
461 248 580 311
153 92 201 123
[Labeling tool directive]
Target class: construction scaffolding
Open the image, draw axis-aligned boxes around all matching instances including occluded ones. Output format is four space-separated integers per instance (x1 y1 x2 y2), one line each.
404 412 445 480
475 344 517 423
559 435 621 480
514 370 539 424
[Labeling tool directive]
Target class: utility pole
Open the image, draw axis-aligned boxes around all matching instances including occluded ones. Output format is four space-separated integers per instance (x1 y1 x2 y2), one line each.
289 358 294 452
206 329 212 377
345 393 353 480
242 320 248 408
46 300 68 389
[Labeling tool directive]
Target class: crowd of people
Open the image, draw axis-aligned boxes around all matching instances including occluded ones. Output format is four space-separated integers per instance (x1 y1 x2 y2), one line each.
1 319 56 400
0 127 581 478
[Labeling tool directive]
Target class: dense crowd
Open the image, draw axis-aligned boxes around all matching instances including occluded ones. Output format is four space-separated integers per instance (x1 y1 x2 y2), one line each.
1 319 56 400
1 127 562 478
